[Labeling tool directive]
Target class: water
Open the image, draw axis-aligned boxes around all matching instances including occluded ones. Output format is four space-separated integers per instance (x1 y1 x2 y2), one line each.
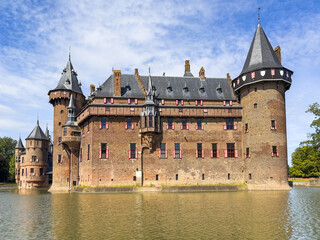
0 188 319 240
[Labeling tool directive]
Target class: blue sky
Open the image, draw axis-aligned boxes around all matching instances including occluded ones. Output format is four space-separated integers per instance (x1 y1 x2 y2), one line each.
0 0 319 165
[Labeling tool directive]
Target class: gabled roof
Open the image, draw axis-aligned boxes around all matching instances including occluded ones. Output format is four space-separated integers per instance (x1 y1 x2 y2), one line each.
53 57 83 94
26 121 47 140
241 23 282 75
15 137 24 149
95 74 236 101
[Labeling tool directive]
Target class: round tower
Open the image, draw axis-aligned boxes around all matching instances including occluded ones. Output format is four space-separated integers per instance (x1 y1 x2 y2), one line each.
14 137 25 184
48 56 85 191
20 121 49 188
232 23 293 190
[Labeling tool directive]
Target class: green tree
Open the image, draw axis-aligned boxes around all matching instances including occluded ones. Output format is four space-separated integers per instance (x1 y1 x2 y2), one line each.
9 155 15 181
306 102 320 149
0 137 17 182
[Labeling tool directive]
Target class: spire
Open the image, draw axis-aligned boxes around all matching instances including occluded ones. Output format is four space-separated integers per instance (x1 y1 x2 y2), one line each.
147 65 153 95
26 120 47 140
258 7 260 24
240 23 282 75
15 137 24 149
64 94 77 126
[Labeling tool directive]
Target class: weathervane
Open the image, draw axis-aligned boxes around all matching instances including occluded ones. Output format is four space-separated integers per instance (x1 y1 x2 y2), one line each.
258 7 261 23
69 46 71 60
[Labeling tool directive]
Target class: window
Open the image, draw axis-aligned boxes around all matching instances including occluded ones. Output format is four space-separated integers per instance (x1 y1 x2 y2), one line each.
159 143 167 159
167 118 174 130
22 157 24 163
80 148 82 162
211 143 218 158
22 169 24 176
133 176 136 181
104 98 114 104
87 144 90 160
156 174 159 181
228 173 230 180
246 148 250 158
176 100 184 106
249 173 252 180
245 123 249 133
196 143 203 158
181 118 188 130
30 168 34 175
271 120 276 130
130 143 137 159
100 143 107 159
227 143 235 158
58 137 62 143
149 115 153 127
63 128 67 136
226 118 234 130
60 110 64 114
255 87 257 92
202 174 205 180
127 98 135 104
100 117 107 129
196 118 203 130
176 174 179 180
272 146 278 157
254 103 257 108
174 143 181 159
195 100 203 106
32 156 36 162
40 168 43 175
126 118 133 129
58 155 62 164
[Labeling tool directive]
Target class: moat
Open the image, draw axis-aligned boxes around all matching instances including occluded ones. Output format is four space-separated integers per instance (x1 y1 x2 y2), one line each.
0 188 319 239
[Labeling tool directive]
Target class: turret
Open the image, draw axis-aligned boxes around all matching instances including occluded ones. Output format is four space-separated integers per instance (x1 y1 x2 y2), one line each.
48 55 85 191
232 22 293 190
15 137 24 184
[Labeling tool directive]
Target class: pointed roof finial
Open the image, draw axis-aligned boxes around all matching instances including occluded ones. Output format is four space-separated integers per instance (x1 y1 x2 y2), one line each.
258 7 260 24
69 46 71 61
148 64 151 75
37 113 39 126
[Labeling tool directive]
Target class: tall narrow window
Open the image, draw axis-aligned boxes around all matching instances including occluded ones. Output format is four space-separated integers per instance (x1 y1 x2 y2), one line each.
58 155 62 164
126 118 132 129
167 118 174 130
249 173 252 180
245 123 249 133
130 143 136 159
227 143 235 158
160 143 167 159
272 146 278 157
63 128 67 136
271 120 276 130
101 117 107 129
174 143 181 159
32 156 37 162
30 168 34 176
196 118 202 130
246 147 250 158
228 173 230 180
226 118 234 130
176 174 179 180
149 115 153 127
101 143 107 159
87 144 90 160
211 143 218 158
40 168 43 175
181 118 188 130
22 169 24 176
196 143 203 158
254 103 257 108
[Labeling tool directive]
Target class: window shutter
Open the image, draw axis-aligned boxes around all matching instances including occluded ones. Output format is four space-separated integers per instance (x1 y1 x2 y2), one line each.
132 124 134 130
135 150 138 159
195 100 198 106
224 149 228 158
172 124 175 130
103 98 106 104
161 99 165 105
271 152 274 157
275 126 277 130
99 150 102 159
196 125 198 130
106 123 109 129
202 149 205 158
229 100 233 106
181 100 184 105
211 149 213 158
166 125 169 130
223 125 227 130
179 150 182 158
217 150 220 158
223 101 226 106
165 150 168 159
106 150 109 159
134 99 138 104
196 150 198 158
201 125 204 130
173 150 175 159
235 149 238 158
180 125 183 130
200 100 203 106
111 98 114 104
276 152 279 157
176 100 178 105
127 99 131 104
128 150 131 159
99 123 102 129
234 125 238 130
186 124 189 130
248 153 251 158
125 124 128 129
158 149 161 158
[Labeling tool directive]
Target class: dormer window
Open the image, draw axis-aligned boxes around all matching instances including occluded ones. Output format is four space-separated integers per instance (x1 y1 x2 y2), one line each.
66 79 70 84
125 84 131 91
167 86 172 92
183 87 188 93
199 87 205 93
216 85 222 94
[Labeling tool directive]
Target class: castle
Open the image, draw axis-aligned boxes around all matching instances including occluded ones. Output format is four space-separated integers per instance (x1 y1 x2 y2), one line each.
15 22 293 190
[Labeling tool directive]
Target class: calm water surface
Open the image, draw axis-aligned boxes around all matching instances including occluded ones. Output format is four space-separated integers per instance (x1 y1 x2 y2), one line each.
0 188 319 239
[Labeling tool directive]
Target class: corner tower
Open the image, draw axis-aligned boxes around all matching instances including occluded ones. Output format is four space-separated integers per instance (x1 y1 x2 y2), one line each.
48 56 85 191
14 137 24 184
232 22 293 190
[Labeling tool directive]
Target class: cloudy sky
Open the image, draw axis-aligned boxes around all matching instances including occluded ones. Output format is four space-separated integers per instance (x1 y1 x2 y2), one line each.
0 0 319 164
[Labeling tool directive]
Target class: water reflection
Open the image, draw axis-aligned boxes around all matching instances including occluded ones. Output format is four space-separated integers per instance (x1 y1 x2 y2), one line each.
1 189 320 239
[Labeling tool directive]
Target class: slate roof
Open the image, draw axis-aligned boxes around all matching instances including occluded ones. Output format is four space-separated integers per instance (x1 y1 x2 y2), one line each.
95 74 236 101
26 121 48 140
241 23 282 75
15 137 24 149
52 58 83 94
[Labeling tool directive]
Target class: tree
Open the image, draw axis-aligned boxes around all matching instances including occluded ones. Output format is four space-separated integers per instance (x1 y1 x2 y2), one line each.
9 155 15 181
0 137 17 182
289 103 320 178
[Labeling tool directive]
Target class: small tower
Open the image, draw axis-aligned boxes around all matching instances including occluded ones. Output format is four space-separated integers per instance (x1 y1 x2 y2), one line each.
14 137 25 184
61 94 82 189
139 67 161 149
20 120 49 188
232 22 293 190
48 55 85 191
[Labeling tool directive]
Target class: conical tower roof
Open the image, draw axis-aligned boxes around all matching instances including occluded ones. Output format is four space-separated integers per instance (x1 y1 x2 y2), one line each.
241 23 282 75
26 120 47 140
15 137 24 149
53 55 83 94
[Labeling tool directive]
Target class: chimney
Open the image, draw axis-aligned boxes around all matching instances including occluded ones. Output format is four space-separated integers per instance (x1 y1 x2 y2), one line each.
114 70 121 96
274 46 281 64
227 73 232 87
90 84 95 95
199 66 205 80
185 60 190 72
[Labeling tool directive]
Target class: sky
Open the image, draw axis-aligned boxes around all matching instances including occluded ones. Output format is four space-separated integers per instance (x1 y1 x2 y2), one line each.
0 0 319 165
